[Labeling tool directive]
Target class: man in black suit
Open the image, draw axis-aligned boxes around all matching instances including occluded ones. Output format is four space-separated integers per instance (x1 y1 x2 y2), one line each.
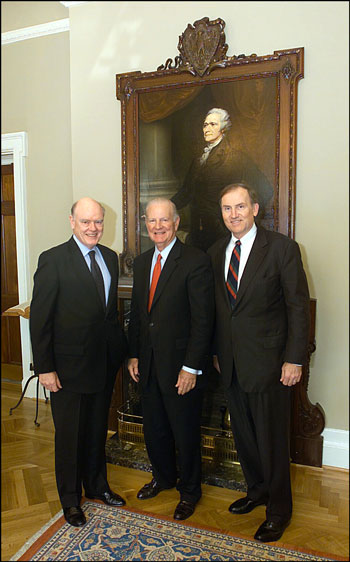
30 197 128 527
128 198 214 520
208 183 310 542
172 108 273 251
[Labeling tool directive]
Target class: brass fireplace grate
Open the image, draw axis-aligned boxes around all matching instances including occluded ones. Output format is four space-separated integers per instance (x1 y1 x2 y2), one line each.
117 401 239 467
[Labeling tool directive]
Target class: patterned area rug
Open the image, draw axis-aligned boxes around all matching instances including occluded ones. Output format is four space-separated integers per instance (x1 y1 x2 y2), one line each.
11 501 345 561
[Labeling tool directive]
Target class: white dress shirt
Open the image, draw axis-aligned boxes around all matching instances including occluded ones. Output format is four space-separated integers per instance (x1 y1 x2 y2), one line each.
224 223 257 289
73 235 111 306
149 236 176 285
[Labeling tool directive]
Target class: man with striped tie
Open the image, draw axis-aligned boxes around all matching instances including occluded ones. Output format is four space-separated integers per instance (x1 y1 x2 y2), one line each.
208 182 310 543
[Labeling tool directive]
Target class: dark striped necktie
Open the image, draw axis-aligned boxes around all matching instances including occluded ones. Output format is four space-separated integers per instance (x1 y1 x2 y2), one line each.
88 250 106 309
226 240 241 307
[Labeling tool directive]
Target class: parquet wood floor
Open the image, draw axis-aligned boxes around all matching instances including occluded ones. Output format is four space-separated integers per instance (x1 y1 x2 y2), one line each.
2 380 349 560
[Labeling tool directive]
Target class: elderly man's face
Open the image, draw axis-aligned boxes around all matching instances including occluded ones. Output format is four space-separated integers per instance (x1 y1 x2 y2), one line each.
69 199 104 249
145 201 180 252
202 113 223 144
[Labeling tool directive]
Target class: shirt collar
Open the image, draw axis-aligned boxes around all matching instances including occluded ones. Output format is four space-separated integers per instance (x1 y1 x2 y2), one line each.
154 236 177 261
73 234 96 257
231 223 257 244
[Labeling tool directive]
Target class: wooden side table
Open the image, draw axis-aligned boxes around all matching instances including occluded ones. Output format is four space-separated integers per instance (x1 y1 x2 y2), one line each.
2 302 48 426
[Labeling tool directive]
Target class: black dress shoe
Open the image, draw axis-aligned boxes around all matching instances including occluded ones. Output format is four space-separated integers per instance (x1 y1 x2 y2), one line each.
85 490 126 506
137 478 169 500
63 506 86 527
173 500 196 520
229 496 266 514
254 518 291 542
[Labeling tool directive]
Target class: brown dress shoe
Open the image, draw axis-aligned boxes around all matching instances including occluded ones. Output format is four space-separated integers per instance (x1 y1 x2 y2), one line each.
173 500 195 520
137 478 169 500
63 506 86 527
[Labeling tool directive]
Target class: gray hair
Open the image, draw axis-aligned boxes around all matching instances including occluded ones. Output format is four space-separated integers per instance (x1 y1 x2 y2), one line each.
206 108 232 132
145 198 179 221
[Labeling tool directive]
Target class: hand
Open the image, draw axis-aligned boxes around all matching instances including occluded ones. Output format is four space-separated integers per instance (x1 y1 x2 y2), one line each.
38 372 62 392
213 355 221 373
280 362 302 386
128 358 140 382
175 369 197 395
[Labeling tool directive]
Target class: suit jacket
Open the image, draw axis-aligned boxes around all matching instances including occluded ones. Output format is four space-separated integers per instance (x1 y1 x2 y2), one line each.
172 136 274 250
128 238 215 393
30 236 128 393
208 226 310 392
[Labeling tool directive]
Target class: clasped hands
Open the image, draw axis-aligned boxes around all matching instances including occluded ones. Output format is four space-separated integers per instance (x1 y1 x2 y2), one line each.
128 358 196 395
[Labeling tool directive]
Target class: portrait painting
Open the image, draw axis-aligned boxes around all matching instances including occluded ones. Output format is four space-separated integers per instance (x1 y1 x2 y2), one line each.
138 77 276 252
116 17 303 274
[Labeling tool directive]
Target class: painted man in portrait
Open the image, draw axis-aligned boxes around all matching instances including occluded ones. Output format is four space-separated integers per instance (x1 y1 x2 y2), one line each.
171 108 274 251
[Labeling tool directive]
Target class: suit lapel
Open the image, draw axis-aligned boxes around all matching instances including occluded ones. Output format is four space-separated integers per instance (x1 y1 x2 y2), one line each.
140 249 154 314
98 244 116 313
235 227 268 307
149 239 181 312
215 235 232 309
67 237 99 304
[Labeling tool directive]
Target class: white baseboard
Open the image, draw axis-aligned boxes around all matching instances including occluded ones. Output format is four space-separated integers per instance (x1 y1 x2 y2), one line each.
322 428 349 469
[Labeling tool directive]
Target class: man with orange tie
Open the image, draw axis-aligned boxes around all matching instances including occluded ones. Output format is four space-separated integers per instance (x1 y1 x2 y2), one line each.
128 198 214 521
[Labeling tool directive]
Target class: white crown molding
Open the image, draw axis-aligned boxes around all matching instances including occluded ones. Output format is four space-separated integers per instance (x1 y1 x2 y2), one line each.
2 18 69 45
60 1 87 6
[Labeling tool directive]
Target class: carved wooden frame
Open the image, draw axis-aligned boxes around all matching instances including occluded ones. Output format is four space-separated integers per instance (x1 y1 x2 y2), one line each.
116 17 304 275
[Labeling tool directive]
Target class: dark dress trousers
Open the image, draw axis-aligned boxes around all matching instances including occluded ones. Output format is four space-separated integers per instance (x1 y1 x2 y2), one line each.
128 238 214 503
208 226 310 522
30 236 128 507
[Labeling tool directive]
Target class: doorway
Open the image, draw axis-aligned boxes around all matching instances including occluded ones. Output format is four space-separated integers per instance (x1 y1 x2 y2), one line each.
1 163 23 383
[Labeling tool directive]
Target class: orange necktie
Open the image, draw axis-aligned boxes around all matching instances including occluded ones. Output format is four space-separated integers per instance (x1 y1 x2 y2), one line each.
148 253 162 312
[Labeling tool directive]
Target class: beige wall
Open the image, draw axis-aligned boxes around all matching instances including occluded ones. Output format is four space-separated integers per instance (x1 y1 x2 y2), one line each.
1 30 73 272
69 1 349 431
1 1 68 32
2 1 349 432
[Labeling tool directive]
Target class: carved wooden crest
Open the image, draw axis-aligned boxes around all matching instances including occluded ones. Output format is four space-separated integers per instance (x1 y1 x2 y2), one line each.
178 17 227 76
158 17 228 76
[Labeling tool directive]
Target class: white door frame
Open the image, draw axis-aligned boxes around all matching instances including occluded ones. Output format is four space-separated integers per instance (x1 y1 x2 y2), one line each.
2 132 33 393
